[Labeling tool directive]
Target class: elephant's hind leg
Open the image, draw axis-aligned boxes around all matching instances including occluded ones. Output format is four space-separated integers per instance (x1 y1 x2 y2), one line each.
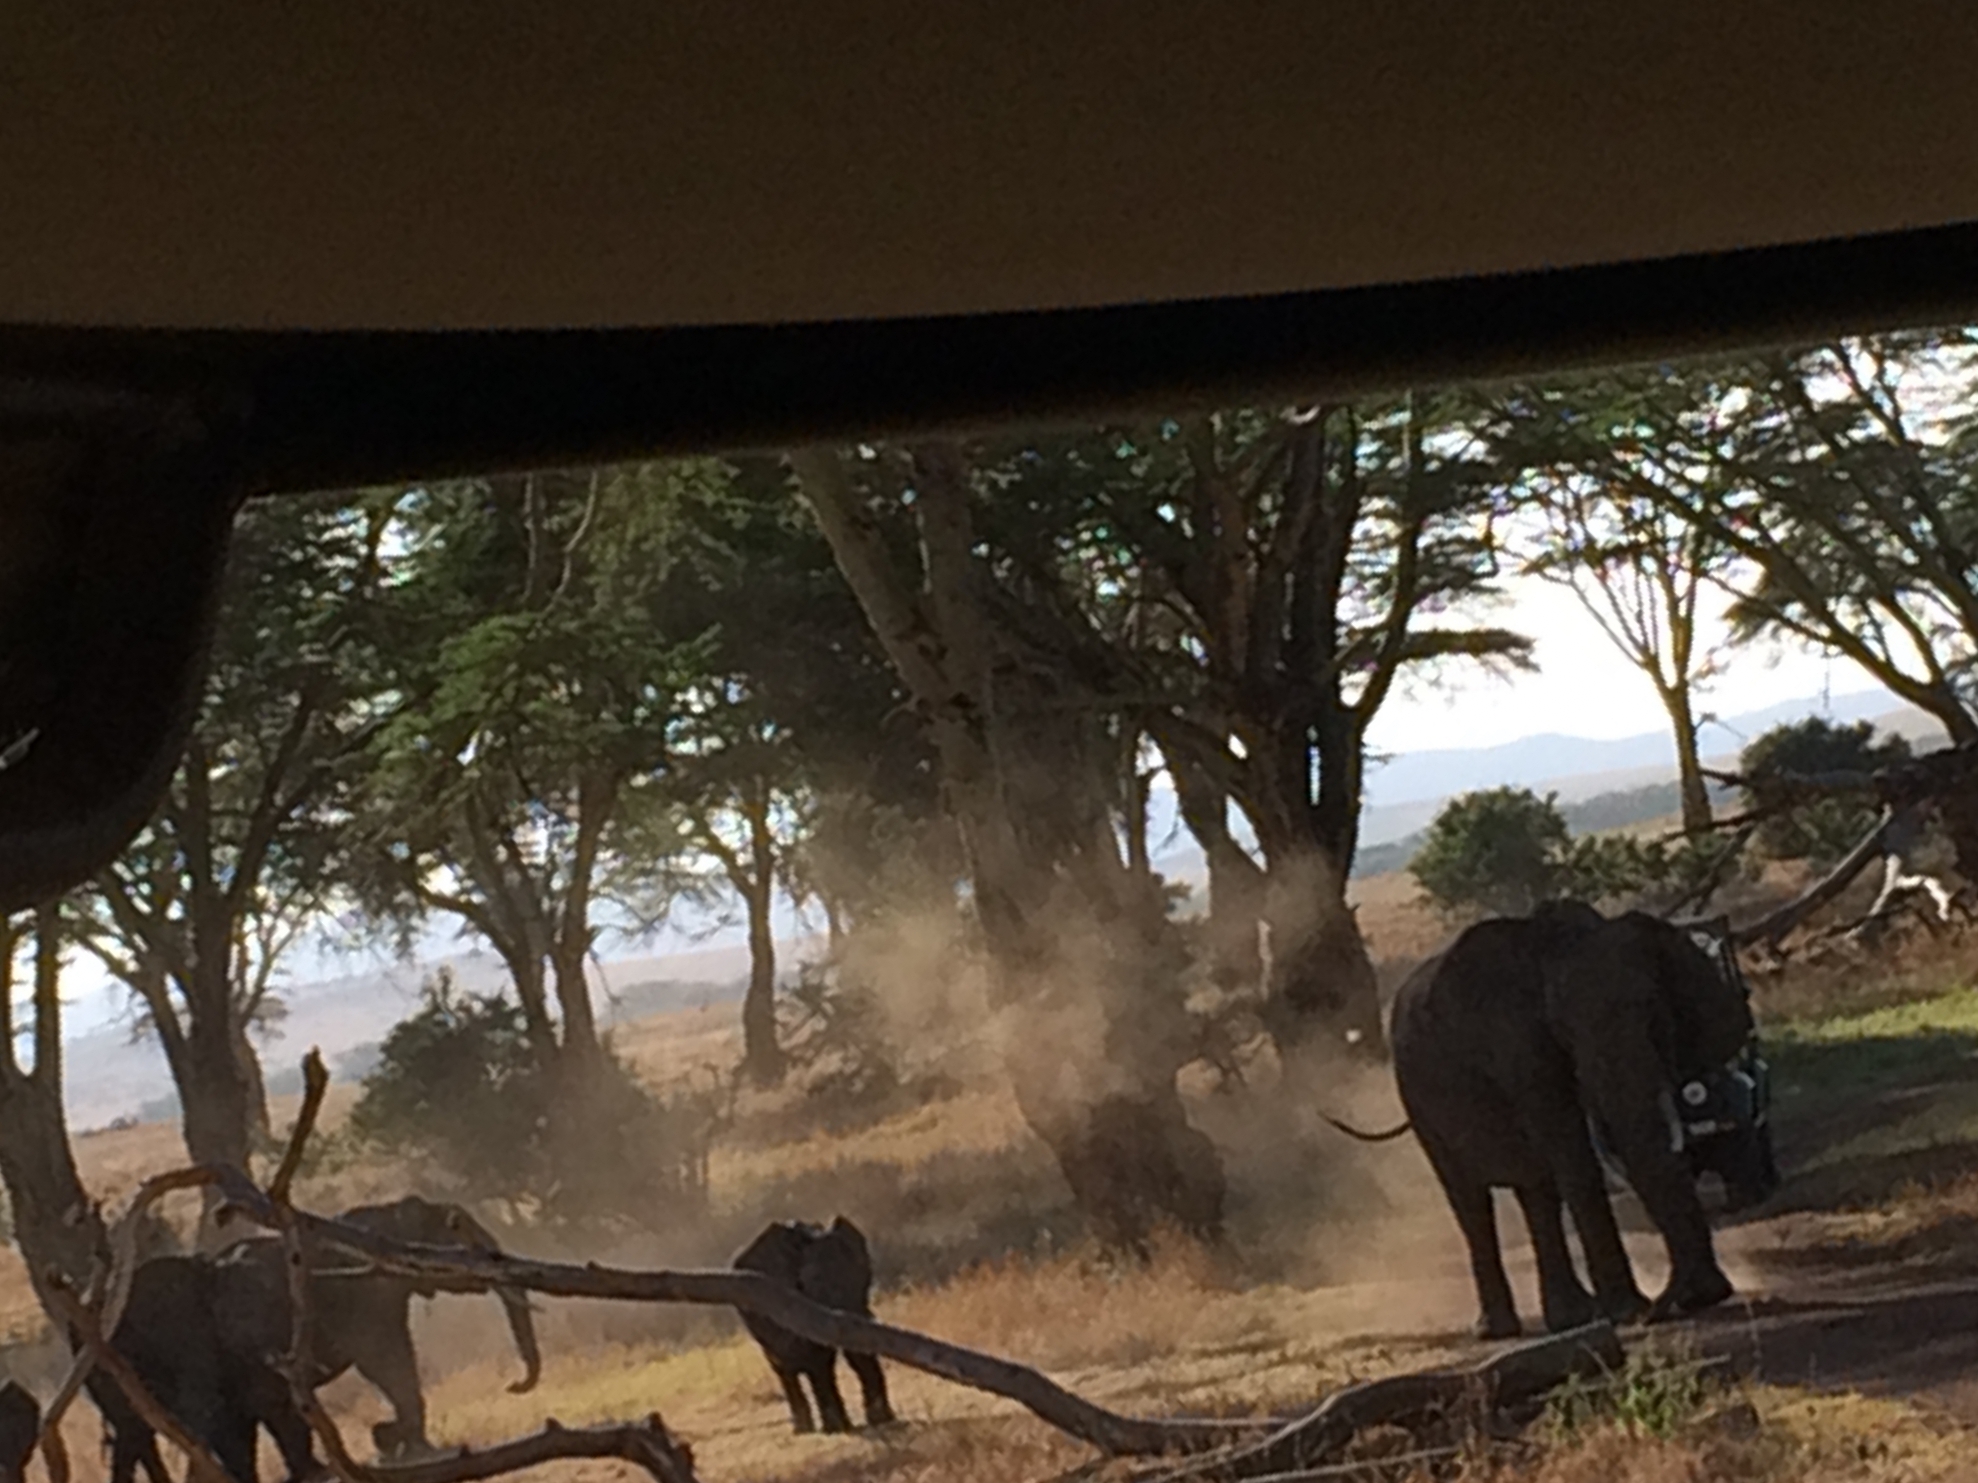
772 1365 817 1433
847 1351 895 1427
1511 1183 1597 1333
352 1322 430 1459
1445 1178 1520 1339
805 1357 855 1434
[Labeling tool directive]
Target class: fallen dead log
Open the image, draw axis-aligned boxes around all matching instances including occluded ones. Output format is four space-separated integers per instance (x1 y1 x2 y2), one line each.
207 1164 1240 1459
366 1419 699 1483
1136 1322 1625 1482
1729 805 1896 948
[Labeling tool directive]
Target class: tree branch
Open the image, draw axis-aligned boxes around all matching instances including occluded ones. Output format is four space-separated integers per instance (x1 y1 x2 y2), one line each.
209 1168 1234 1459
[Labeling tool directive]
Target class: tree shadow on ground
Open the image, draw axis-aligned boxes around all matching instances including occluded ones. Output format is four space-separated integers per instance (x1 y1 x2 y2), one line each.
1685 1279 1978 1413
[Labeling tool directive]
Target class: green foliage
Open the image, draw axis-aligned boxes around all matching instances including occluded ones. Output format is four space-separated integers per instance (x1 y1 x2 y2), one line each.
347 968 724 1227
1411 788 1571 915
347 969 548 1200
1559 830 1750 908
1412 786 1750 915
1741 717 1911 865
1484 332 1978 740
780 958 901 1108
1545 1347 1711 1442
80 490 405 1164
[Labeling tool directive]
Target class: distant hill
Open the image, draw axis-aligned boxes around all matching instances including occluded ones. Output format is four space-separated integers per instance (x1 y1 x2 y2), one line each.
1359 688 1900 810
60 939 776 1131
1153 694 1948 889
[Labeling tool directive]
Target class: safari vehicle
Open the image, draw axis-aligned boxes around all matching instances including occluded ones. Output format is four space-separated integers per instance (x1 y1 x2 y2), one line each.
1678 918 1780 1208
1584 916 1778 1212
1 11 1975 1000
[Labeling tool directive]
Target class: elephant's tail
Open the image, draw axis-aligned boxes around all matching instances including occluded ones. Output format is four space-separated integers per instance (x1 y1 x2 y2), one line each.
1316 1112 1413 1143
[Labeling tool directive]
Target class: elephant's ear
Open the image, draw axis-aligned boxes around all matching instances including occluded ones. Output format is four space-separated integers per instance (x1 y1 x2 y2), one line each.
1635 913 1753 1068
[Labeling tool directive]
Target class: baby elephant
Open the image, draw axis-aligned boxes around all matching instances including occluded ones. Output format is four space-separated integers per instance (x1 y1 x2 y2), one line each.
732 1217 895 1435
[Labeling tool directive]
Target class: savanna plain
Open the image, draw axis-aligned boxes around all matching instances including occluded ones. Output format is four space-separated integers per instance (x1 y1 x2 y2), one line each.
16 866 1978 1483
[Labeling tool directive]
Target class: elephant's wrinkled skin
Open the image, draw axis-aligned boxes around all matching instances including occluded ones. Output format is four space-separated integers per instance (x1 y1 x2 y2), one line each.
215 1196 542 1460
733 1217 894 1435
87 1254 317 1483
1391 902 1764 1339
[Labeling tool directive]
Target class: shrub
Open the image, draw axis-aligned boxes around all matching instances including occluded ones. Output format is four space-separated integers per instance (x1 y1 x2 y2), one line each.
1411 787 1572 915
347 970 550 1199
1412 786 1753 918
1741 718 1911 866
347 968 726 1229
781 957 902 1108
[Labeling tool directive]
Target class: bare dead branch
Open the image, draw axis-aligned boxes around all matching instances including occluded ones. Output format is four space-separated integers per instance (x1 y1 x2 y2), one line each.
42 1278 234 1483
208 1167 1235 1459
278 1190 364 1483
1136 1323 1624 1482
1730 807 1897 948
269 1048 329 1205
367 1419 699 1483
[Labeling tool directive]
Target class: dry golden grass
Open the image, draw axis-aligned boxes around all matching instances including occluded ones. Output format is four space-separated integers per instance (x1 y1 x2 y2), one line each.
16 875 1978 1482
1469 1386 1975 1483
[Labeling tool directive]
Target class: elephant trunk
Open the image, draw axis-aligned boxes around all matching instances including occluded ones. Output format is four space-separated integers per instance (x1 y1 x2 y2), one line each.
498 1286 543 1395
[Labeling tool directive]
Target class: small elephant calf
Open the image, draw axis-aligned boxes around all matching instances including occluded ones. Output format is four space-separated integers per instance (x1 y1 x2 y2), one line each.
732 1217 895 1435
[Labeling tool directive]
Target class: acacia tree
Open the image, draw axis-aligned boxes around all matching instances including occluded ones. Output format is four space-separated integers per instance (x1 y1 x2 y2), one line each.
1512 469 1728 834
1725 335 1978 741
628 458 927 1086
80 492 393 1177
792 441 1221 1245
1490 332 1978 865
356 468 709 1081
665 711 801 1086
992 402 1530 1043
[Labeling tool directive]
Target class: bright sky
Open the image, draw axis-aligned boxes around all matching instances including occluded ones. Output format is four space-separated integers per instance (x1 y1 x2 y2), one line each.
1364 572 1858 755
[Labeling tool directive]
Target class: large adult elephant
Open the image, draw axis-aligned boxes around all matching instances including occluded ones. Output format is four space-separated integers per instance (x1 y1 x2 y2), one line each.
213 1197 542 1460
1389 902 1770 1339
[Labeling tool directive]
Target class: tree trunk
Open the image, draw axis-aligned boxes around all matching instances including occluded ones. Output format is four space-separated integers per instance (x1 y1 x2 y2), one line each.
178 1011 255 1173
0 1069 105 1317
549 772 614 1069
736 784 786 1087
740 881 783 1088
1258 844 1385 1057
794 445 1226 1250
549 946 604 1072
230 1018 272 1151
1165 748 1266 990
1244 725 1386 1059
511 953 560 1067
1662 681 1714 834
0 914 107 1322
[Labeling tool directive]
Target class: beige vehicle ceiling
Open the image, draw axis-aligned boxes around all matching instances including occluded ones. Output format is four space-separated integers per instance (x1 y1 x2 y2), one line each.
3 1 1976 332
0 3 1975 916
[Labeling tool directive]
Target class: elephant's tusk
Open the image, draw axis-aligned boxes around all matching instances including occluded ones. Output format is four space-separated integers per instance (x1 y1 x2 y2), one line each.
1657 1087 1686 1155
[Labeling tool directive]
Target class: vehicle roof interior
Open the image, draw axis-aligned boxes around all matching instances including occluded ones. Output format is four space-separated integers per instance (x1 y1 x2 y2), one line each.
3 3 1975 384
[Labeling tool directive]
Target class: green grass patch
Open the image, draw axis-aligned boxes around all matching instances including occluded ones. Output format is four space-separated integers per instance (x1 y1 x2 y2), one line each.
1766 988 1978 1178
